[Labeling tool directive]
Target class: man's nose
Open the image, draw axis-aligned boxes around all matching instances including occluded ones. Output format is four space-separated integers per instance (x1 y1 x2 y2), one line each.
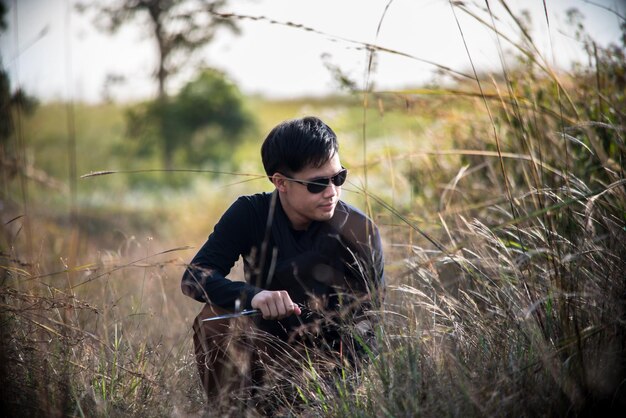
322 182 339 198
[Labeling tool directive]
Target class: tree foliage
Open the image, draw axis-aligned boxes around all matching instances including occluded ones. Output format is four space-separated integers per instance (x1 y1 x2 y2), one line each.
77 0 239 99
126 68 253 170
77 0 246 171
0 2 38 174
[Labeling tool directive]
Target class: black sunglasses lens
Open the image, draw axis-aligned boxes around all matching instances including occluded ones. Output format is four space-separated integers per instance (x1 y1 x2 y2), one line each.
306 169 347 193
332 169 347 186
306 181 327 194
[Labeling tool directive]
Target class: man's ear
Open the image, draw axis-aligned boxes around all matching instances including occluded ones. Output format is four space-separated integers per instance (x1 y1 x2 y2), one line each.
271 172 288 192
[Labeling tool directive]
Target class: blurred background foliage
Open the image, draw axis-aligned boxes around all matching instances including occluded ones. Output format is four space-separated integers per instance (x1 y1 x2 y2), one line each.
125 68 254 176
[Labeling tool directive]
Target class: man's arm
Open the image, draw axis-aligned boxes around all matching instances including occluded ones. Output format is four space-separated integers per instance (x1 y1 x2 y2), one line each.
181 194 303 318
181 196 263 310
181 265 260 308
334 208 385 304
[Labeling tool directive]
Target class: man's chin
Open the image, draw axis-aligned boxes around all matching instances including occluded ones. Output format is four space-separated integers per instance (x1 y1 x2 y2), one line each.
316 208 336 221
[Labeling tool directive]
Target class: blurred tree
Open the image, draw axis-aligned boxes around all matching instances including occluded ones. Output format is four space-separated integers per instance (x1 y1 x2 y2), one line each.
77 0 239 99
77 0 244 170
126 68 253 170
0 1 38 183
1 0 39 290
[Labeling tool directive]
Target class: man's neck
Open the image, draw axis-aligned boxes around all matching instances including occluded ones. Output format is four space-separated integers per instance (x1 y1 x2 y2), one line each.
277 193 310 231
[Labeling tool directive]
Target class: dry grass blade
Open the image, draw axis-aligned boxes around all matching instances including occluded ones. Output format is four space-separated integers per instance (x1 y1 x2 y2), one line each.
378 87 577 124
69 246 192 289
209 10 474 80
80 168 267 179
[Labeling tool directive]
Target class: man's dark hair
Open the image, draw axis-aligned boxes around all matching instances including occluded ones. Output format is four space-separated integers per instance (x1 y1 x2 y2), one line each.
261 116 338 177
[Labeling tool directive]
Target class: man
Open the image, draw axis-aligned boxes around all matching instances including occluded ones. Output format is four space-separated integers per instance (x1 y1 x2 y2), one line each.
182 116 384 404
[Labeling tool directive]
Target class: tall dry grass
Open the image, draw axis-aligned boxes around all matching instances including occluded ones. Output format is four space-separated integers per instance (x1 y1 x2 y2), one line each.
270 2 626 417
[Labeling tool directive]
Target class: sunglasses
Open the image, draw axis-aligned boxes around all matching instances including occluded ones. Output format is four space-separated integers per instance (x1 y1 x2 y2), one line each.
285 168 348 194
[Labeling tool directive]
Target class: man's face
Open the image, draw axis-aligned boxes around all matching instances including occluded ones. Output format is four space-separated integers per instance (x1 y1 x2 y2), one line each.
276 153 343 230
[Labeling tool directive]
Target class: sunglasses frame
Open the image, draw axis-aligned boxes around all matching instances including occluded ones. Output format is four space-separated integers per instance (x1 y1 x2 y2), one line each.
283 167 348 194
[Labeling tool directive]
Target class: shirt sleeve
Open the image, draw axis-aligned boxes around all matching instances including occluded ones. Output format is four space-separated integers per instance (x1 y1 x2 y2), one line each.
181 196 264 310
369 222 385 305
334 207 385 306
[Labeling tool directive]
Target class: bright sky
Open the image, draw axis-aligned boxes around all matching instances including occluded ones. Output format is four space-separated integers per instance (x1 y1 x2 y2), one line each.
0 0 623 103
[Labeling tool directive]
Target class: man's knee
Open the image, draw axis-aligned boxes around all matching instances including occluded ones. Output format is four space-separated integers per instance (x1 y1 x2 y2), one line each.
192 304 258 399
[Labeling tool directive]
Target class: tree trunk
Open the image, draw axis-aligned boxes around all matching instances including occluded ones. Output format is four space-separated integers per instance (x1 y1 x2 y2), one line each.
148 4 171 169
148 2 168 100
155 13 171 171
163 146 173 171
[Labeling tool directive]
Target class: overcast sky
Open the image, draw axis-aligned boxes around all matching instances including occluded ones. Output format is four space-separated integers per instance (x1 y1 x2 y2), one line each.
1 0 623 103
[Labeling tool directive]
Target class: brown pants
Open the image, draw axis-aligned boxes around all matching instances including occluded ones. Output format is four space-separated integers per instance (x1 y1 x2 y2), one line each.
192 304 262 403
193 305 355 409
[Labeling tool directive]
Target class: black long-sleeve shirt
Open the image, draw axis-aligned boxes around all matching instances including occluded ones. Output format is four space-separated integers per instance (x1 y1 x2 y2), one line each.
182 191 384 343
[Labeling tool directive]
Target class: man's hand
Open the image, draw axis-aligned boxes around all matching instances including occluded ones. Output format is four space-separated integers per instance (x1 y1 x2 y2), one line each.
251 290 302 320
